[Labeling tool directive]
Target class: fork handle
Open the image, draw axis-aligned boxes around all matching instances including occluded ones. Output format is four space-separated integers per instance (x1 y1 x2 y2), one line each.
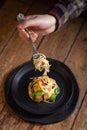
24 28 38 54
17 13 38 54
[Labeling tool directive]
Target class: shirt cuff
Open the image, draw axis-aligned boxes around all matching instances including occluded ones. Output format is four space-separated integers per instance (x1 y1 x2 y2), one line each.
48 1 70 31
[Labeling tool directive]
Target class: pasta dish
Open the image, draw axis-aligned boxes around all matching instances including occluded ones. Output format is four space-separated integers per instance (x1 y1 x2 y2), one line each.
28 53 60 103
28 75 60 103
33 53 51 75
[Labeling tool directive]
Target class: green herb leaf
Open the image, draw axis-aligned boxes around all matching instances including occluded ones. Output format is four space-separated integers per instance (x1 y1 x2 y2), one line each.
35 90 44 96
29 81 36 87
54 87 60 95
32 90 44 99
49 94 57 102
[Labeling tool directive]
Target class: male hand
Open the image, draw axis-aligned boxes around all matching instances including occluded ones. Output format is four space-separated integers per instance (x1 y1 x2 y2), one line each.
17 14 57 41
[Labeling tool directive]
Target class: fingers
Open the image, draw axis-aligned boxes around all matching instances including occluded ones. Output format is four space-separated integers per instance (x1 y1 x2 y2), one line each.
17 15 39 29
17 28 29 38
17 28 38 42
30 31 38 42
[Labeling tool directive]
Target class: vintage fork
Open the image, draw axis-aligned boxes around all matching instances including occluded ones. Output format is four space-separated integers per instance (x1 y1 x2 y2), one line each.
17 13 40 59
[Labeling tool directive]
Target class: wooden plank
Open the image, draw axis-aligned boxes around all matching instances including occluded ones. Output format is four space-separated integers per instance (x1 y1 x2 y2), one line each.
0 0 32 53
65 19 87 106
65 20 87 130
37 19 87 130
72 94 87 130
0 0 33 129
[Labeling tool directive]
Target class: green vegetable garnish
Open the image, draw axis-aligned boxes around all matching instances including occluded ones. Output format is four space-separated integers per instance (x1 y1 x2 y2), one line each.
29 81 36 87
32 90 44 99
54 87 60 95
49 94 57 102
49 87 60 102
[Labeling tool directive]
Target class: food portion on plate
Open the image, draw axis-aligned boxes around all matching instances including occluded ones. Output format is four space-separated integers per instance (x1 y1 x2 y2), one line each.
33 53 51 75
28 75 60 103
28 53 60 103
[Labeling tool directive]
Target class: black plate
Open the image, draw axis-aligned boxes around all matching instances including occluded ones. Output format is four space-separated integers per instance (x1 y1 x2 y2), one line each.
5 59 79 124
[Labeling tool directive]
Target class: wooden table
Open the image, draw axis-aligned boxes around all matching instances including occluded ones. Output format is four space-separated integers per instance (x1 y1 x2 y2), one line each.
0 0 87 130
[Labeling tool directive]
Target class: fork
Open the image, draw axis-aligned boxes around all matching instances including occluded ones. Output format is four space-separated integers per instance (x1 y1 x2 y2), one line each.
17 13 40 59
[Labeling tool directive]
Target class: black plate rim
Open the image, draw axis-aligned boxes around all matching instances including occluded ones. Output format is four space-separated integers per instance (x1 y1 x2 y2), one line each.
4 59 79 124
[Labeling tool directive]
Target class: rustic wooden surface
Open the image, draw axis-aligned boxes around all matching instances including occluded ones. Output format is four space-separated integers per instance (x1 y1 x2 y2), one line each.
0 0 87 130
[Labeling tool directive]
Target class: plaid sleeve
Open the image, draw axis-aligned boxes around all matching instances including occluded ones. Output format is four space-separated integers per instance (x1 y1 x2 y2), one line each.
48 0 87 29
